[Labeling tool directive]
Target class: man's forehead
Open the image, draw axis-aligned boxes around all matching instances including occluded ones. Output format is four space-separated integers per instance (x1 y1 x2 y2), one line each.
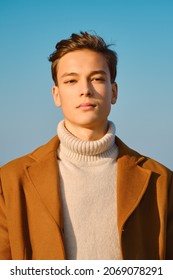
58 49 107 65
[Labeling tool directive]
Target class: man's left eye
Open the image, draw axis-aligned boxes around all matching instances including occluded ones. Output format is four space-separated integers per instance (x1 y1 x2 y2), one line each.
92 77 105 82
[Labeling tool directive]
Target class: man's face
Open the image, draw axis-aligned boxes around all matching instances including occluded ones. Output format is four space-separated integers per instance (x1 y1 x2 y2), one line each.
52 49 117 132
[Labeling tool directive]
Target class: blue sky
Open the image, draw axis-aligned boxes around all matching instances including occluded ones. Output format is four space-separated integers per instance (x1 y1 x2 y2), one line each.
0 0 173 169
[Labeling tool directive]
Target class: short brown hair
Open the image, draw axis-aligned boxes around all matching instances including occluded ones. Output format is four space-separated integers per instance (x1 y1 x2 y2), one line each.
48 31 118 85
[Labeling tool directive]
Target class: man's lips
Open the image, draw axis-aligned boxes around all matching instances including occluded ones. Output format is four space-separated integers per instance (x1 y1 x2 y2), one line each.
76 103 96 108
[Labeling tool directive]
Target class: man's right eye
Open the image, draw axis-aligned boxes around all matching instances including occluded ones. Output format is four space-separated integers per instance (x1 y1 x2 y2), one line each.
64 79 76 84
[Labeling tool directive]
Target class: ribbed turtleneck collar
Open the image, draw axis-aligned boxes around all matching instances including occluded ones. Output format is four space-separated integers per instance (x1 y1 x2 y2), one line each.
57 120 118 162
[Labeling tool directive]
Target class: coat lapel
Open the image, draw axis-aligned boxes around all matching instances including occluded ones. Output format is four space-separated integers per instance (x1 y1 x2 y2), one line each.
24 136 63 229
116 137 152 234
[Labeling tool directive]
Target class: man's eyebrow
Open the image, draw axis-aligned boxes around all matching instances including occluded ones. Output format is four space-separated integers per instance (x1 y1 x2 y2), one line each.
90 70 107 76
61 72 79 78
61 70 107 79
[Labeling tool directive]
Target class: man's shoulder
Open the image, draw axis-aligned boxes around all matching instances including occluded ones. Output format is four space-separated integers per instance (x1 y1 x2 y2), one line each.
1 136 59 172
116 136 172 175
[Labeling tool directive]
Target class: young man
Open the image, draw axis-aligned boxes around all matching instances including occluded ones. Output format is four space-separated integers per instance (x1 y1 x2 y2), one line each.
0 32 172 260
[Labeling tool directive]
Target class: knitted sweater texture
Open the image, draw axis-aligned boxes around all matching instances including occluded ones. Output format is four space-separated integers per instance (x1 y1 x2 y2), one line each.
57 121 121 259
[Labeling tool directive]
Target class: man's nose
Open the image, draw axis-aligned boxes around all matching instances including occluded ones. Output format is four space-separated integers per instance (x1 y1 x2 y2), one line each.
80 81 93 97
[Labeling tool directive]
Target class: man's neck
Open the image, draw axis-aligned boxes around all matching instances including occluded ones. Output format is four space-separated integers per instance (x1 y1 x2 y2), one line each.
64 120 109 141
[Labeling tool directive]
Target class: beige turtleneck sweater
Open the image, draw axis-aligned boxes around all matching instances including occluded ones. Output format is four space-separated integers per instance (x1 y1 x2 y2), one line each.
57 121 121 260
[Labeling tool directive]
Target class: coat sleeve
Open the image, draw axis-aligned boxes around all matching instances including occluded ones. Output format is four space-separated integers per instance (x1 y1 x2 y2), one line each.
0 169 12 259
166 171 173 259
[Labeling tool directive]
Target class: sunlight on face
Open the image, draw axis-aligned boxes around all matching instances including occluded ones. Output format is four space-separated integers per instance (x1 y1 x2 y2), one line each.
52 49 117 135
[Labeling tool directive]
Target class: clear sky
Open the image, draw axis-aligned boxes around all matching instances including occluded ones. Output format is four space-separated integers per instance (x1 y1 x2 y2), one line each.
0 0 173 169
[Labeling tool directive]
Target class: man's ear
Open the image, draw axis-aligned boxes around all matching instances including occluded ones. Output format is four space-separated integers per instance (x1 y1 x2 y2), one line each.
52 86 61 107
111 82 118 104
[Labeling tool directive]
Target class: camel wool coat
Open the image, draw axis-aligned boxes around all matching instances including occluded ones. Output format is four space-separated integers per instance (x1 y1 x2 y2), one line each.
0 136 172 260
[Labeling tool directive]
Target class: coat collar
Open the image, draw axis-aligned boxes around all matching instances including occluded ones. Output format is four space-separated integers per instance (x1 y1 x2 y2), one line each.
25 136 151 235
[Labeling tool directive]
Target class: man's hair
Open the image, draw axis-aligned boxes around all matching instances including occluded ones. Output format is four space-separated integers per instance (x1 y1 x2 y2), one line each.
48 31 118 85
